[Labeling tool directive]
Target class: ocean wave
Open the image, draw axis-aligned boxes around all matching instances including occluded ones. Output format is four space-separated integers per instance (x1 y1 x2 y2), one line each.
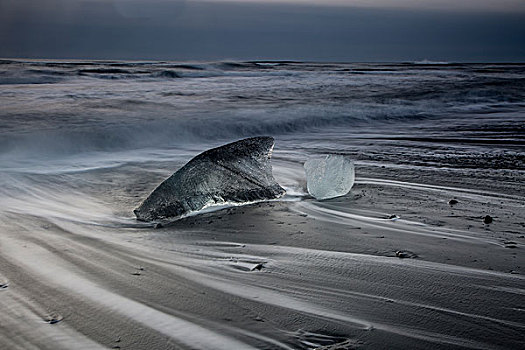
0 60 306 83
166 64 205 70
78 68 137 75
153 70 181 78
0 109 432 162
0 66 296 84
413 59 451 65
26 69 70 76
0 76 64 85
2 60 523 87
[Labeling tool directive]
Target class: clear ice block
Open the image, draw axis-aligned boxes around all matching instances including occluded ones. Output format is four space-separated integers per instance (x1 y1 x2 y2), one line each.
304 155 355 200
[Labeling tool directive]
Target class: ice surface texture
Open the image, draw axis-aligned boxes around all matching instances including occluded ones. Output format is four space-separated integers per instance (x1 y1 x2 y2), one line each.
304 155 355 200
134 137 285 221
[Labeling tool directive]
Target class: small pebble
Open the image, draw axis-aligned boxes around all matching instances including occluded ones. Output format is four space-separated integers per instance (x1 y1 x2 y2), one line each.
251 263 265 271
44 314 63 324
395 250 418 259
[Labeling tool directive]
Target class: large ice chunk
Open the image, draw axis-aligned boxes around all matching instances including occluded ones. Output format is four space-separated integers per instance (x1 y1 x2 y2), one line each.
134 137 285 221
304 155 355 200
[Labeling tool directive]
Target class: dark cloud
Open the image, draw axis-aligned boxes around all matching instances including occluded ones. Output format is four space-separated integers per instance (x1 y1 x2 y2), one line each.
1 0 524 61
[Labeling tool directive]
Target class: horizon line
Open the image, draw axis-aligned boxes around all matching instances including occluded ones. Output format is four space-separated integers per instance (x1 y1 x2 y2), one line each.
2 57 525 65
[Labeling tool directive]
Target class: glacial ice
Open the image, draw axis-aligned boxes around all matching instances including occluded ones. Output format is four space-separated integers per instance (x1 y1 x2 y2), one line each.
304 155 355 200
134 137 285 221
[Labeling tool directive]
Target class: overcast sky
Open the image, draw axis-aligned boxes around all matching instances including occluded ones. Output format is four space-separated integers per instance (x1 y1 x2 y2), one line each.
1 0 524 62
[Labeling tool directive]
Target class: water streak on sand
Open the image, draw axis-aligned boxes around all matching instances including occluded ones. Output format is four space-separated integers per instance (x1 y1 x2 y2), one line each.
294 201 500 245
357 178 525 203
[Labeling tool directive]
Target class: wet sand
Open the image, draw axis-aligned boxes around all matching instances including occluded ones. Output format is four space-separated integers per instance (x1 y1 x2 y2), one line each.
1 158 523 350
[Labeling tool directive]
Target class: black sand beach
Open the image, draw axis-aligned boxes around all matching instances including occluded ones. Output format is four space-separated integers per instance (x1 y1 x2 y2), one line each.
0 60 524 349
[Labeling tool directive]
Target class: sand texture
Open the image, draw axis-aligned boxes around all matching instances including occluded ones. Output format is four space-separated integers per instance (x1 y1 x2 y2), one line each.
1 156 523 350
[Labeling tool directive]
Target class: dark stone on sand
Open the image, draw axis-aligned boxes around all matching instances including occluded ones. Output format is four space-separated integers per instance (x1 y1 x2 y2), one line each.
448 199 458 206
503 241 517 248
483 215 493 224
388 214 399 220
251 263 265 271
395 250 418 259
134 137 285 221
44 314 63 324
